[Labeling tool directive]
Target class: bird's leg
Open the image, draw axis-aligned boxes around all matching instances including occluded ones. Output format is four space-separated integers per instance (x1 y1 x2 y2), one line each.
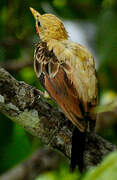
70 127 86 173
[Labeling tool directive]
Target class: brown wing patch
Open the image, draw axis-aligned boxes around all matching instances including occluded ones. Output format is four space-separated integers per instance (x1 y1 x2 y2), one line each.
34 41 97 132
45 67 87 132
48 62 59 78
34 59 42 78
61 62 71 73
34 42 59 78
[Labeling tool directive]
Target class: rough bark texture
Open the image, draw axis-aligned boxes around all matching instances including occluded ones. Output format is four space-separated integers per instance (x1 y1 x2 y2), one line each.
0 66 116 170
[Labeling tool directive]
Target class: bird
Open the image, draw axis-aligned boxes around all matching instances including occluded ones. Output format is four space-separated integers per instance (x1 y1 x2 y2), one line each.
30 7 98 172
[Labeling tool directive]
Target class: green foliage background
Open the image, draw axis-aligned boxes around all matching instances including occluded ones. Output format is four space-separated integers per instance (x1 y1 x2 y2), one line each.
0 0 117 179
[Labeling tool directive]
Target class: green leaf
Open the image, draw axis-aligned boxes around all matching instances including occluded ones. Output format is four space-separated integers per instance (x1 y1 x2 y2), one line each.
83 151 117 180
35 164 79 180
35 172 56 180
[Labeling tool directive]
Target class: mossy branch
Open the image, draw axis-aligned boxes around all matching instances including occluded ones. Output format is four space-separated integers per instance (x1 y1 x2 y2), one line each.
0 67 116 170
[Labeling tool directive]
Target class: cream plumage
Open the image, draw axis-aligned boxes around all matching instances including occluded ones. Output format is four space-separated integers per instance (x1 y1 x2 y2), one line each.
30 7 98 171
33 37 97 131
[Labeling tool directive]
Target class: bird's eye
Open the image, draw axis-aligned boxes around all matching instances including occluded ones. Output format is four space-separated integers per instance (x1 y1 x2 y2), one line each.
38 21 41 27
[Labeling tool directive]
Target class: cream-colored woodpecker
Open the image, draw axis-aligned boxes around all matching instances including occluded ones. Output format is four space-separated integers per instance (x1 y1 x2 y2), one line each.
30 7 98 172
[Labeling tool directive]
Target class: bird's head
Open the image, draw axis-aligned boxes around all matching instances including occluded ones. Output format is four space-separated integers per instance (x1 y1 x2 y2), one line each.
30 7 68 42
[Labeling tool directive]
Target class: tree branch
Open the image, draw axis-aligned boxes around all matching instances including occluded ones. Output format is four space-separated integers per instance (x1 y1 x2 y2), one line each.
0 67 116 170
0 148 62 180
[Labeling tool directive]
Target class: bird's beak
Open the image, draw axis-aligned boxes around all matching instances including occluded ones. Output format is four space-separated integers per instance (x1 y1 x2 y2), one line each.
29 7 41 20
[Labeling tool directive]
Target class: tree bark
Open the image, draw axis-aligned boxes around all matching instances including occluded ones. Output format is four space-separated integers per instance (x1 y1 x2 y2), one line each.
0 66 116 170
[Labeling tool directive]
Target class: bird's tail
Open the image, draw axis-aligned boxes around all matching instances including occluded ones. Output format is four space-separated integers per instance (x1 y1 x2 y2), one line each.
70 127 86 172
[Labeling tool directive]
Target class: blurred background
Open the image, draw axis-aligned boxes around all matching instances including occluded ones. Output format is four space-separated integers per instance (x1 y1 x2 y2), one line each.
0 0 117 179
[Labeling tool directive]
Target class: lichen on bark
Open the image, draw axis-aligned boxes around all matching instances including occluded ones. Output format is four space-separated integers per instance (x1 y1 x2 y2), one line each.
0 66 116 170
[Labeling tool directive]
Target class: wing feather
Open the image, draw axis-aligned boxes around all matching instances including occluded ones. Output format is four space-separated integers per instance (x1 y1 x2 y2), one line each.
48 62 59 78
34 41 98 132
34 58 42 78
44 67 86 131
52 40 98 112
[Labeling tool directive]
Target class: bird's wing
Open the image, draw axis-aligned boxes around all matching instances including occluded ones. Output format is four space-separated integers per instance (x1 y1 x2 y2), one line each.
34 41 98 132
50 40 98 112
44 67 86 131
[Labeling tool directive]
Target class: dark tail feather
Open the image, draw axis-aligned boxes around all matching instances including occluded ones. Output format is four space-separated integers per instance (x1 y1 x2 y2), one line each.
70 127 86 172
